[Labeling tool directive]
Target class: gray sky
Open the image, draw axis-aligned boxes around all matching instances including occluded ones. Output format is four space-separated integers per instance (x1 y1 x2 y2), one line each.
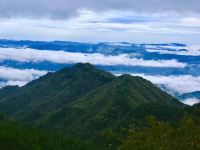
0 0 200 19
0 0 200 44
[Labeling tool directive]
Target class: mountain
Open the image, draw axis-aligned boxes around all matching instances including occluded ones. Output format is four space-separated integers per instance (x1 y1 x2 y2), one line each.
0 64 185 134
0 63 192 149
0 63 115 123
40 74 185 138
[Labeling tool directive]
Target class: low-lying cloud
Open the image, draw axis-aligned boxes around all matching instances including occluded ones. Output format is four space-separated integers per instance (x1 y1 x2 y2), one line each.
146 45 200 56
182 97 200 106
0 80 29 88
0 66 47 81
0 66 47 88
0 48 187 68
115 73 200 95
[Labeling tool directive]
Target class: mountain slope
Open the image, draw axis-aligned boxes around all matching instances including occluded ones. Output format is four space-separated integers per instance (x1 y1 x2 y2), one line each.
0 86 19 100
0 115 93 150
39 74 186 137
0 63 115 123
0 64 186 138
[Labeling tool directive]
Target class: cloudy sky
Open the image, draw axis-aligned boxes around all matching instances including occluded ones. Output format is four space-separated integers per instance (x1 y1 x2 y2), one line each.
0 0 200 44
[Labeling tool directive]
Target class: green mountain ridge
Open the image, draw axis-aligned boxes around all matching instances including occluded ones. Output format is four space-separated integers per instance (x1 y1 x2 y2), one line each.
0 63 115 121
0 64 186 131
40 73 185 138
0 63 197 149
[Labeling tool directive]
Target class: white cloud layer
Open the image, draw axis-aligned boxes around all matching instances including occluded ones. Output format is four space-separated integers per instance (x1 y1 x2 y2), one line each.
0 80 29 88
0 66 47 81
115 73 200 95
0 48 187 68
182 97 200 106
0 66 47 88
146 45 200 56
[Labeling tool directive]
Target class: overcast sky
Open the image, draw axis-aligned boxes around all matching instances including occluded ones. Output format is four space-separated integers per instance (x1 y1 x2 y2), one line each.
0 0 200 44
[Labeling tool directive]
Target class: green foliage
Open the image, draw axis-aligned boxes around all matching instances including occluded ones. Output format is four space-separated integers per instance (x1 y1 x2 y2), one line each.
0 86 19 100
41 74 185 133
119 116 200 150
0 120 94 150
0 63 115 122
0 64 185 134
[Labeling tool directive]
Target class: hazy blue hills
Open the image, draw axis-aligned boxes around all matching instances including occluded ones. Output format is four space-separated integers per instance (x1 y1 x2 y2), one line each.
0 39 199 76
179 91 200 100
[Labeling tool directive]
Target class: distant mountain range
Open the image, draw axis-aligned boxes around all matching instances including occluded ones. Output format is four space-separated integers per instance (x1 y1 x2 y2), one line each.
0 39 199 75
178 91 200 100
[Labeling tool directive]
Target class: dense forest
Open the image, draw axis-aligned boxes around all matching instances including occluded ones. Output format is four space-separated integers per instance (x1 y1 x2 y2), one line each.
0 110 199 150
0 114 94 150
119 110 200 150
